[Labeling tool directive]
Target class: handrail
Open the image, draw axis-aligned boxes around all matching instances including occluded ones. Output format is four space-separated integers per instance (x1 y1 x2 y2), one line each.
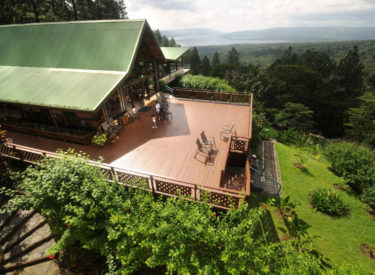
249 166 282 196
0 143 246 209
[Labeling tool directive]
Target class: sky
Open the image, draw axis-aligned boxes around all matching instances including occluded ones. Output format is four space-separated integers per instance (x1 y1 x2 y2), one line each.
126 0 375 32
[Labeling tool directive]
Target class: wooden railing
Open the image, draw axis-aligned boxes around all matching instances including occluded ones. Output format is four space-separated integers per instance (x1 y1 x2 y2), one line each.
1 123 95 145
160 68 186 84
230 136 250 154
0 143 244 209
173 87 251 104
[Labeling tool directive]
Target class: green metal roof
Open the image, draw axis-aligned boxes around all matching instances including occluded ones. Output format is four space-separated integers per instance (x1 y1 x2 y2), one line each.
160 47 189 61
0 66 124 111
0 20 146 72
0 20 163 111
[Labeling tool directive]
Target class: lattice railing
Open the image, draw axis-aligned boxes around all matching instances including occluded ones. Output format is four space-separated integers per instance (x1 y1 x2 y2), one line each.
155 180 193 197
0 143 246 209
230 136 250 154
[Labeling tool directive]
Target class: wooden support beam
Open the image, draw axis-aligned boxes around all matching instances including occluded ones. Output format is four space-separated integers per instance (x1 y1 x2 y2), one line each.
49 109 60 131
153 59 160 91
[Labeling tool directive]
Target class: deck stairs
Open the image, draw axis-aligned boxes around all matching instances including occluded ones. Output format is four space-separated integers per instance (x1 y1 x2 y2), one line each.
0 205 61 274
250 140 282 197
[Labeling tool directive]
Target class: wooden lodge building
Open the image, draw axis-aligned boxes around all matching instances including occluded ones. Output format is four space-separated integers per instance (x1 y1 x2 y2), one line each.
0 19 189 144
0 19 253 209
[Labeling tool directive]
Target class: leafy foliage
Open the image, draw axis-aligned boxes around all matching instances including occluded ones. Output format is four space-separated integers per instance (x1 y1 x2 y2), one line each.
158 80 168 92
211 51 220 66
361 186 375 210
190 47 201 75
91 133 107 146
0 0 127 24
275 102 315 132
309 188 349 216
180 74 235 92
345 91 375 147
2 150 325 274
323 141 375 192
227 47 240 65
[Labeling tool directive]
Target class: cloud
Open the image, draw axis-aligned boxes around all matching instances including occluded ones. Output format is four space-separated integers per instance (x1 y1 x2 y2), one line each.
129 0 196 11
126 0 375 31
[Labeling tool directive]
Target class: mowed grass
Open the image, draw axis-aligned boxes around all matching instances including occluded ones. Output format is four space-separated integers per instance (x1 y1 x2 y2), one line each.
275 142 375 270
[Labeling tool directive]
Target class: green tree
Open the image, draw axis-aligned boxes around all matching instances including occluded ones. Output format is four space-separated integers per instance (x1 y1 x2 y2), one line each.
0 0 127 24
211 51 220 66
366 73 375 90
169 37 177 47
335 46 364 108
201 56 211 76
190 47 201 75
345 91 375 146
227 47 240 66
161 35 170 47
275 102 315 132
153 29 162 45
2 149 359 274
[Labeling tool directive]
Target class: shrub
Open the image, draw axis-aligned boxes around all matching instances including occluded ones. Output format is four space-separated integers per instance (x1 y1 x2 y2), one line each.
309 188 349 216
277 128 300 144
180 74 235 92
2 150 324 274
361 186 375 209
158 79 167 91
323 141 375 192
92 133 107 146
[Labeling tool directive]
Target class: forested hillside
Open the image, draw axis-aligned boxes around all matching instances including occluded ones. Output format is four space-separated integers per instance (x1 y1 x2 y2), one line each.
196 40 375 75
0 0 127 24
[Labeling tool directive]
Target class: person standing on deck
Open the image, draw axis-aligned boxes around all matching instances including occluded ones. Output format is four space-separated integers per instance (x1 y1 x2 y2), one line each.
155 101 161 121
152 115 157 129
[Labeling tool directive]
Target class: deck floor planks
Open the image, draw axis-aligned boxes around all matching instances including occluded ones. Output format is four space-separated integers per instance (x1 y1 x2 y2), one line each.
7 97 250 191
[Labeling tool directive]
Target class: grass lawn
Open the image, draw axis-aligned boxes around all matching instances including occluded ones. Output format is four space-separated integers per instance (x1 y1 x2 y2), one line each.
275 142 375 270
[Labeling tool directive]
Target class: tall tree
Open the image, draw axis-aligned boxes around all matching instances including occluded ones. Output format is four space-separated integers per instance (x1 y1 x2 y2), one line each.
336 46 364 104
154 29 162 45
201 56 211 76
345 91 375 146
227 47 240 66
0 0 127 24
190 47 201 75
169 37 176 47
211 51 220 66
275 102 315 132
161 35 169 47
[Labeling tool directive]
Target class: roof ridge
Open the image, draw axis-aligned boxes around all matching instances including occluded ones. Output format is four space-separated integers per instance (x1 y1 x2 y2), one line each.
0 19 146 28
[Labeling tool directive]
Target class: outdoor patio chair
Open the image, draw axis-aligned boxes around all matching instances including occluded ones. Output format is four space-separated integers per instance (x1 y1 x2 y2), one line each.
220 123 235 140
194 138 213 164
201 131 216 148
101 121 112 134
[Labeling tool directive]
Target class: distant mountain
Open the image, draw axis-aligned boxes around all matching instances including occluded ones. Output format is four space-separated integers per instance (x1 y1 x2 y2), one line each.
161 27 375 46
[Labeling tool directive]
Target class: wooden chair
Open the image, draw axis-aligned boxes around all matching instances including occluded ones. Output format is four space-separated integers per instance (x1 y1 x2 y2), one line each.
201 131 216 148
220 123 235 139
194 138 213 164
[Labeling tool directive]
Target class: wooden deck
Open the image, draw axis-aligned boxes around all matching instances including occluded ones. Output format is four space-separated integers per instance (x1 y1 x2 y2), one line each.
3 96 251 208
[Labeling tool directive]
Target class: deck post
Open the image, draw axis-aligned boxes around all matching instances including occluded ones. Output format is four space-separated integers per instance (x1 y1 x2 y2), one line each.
110 167 115 181
152 59 159 91
150 175 155 192
49 109 60 131
194 185 197 200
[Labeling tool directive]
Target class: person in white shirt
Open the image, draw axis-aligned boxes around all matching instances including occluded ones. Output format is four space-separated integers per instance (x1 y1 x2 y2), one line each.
155 101 161 121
